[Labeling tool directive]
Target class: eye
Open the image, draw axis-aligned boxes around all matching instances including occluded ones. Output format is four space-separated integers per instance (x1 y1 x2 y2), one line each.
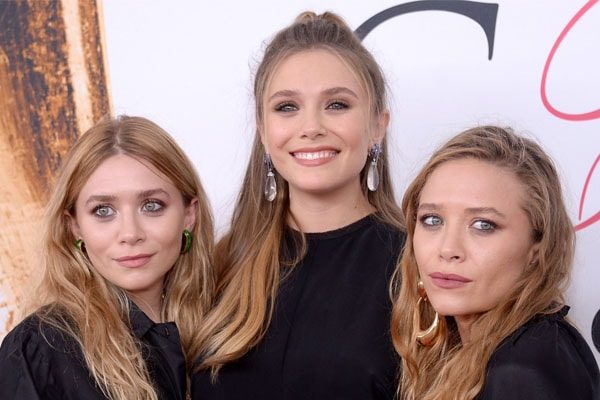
326 100 349 110
93 205 115 218
142 200 164 213
472 219 496 232
275 102 298 112
419 214 442 227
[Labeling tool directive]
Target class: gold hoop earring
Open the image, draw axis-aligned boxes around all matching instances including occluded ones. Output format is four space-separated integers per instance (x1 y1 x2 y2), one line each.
415 280 440 346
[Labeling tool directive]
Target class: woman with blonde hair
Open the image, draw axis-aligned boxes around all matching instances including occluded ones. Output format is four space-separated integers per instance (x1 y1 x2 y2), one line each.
391 126 599 399
192 11 405 399
0 116 214 400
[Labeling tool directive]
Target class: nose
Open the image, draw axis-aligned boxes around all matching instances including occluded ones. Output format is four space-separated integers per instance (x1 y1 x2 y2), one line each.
439 225 465 263
300 107 326 139
118 210 146 245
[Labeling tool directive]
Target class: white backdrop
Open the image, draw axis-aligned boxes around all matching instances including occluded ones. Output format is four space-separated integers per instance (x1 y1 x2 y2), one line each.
102 0 600 363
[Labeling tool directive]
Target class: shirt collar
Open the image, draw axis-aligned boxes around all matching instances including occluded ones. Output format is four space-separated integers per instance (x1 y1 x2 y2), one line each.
128 300 155 338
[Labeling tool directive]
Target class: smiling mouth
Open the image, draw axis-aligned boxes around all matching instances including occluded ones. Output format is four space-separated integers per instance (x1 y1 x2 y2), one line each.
292 150 339 160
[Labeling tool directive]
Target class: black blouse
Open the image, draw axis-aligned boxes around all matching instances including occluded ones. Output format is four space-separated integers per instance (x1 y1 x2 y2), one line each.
0 304 187 400
192 214 405 400
478 307 600 399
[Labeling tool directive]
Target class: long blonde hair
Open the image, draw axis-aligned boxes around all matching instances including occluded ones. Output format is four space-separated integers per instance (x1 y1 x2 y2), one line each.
391 126 574 400
33 115 214 400
194 11 404 374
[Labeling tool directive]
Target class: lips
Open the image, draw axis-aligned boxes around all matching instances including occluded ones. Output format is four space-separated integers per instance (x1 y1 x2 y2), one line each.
429 272 472 289
291 147 339 166
114 254 153 268
292 150 338 160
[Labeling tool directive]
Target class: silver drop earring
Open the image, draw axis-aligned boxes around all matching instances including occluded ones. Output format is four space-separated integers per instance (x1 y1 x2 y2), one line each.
264 154 277 202
367 143 381 192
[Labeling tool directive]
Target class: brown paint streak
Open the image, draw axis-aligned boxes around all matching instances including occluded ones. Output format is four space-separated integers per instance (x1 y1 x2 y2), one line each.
0 0 110 338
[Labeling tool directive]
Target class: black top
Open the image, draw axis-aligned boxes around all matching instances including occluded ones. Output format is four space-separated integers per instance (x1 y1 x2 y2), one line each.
0 304 187 400
478 307 600 399
193 214 405 400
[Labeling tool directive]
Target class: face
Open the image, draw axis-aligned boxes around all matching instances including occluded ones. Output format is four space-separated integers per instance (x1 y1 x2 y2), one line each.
262 49 387 198
413 159 539 324
69 154 196 304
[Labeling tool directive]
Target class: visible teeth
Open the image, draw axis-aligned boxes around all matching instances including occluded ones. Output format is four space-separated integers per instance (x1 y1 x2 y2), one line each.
294 151 337 160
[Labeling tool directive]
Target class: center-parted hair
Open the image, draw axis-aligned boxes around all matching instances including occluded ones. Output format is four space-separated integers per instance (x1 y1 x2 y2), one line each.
391 126 574 400
193 11 404 375
36 115 214 400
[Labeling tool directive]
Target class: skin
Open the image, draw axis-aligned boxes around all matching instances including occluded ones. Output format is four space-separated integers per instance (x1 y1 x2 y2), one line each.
68 154 197 321
261 49 388 232
413 158 539 342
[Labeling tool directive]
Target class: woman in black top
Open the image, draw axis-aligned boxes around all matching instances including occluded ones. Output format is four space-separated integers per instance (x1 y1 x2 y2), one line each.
192 11 405 400
391 126 599 399
0 116 215 400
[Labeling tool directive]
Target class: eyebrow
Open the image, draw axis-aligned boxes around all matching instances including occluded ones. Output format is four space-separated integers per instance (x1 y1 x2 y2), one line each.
84 189 170 206
267 86 359 102
418 203 507 218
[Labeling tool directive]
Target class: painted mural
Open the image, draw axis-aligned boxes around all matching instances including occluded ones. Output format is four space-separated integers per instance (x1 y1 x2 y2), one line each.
0 0 110 338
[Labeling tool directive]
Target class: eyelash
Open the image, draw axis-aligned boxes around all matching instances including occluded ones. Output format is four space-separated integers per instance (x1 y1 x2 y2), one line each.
92 204 115 219
274 100 350 112
274 102 297 112
90 199 165 219
326 100 349 110
419 214 442 228
142 199 165 214
417 214 498 233
472 219 497 233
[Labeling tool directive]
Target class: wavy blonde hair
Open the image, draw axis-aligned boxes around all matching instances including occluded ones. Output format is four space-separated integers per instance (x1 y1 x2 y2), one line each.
193 11 404 375
391 126 574 400
32 115 214 400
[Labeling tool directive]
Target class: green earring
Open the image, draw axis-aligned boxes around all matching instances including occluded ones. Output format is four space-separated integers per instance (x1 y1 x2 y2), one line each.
181 229 192 254
75 239 85 252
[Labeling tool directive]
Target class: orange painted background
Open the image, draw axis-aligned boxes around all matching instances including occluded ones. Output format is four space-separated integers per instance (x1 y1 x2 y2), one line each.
0 0 110 339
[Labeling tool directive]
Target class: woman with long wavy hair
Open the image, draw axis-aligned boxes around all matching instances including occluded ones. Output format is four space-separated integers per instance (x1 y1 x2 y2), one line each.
192 11 405 399
391 126 599 399
0 116 214 400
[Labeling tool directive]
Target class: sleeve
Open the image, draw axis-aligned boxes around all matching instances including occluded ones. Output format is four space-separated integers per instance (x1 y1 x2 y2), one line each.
0 322 50 400
479 320 599 400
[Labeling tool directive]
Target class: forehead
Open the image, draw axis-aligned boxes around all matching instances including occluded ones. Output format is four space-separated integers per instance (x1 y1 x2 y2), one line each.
267 49 365 95
420 158 526 211
78 154 177 198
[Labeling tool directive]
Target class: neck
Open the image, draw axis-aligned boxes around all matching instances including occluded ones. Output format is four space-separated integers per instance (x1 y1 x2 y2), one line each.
455 314 476 343
288 180 374 232
127 288 163 323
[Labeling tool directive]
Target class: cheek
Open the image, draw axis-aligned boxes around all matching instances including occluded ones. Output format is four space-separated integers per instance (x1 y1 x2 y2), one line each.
412 228 434 273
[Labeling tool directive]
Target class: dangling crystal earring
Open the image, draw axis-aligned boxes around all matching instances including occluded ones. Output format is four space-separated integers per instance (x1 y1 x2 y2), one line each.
415 280 440 346
264 154 277 202
367 143 381 192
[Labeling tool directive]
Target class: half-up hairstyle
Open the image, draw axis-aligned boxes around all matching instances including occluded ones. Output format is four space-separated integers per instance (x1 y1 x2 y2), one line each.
391 126 574 400
194 11 404 375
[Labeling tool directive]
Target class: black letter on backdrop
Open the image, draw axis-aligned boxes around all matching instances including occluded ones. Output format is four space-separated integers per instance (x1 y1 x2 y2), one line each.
355 0 499 60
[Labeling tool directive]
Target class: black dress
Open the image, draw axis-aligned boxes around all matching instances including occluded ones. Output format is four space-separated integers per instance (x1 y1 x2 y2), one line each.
192 214 405 400
0 304 187 400
478 307 600 399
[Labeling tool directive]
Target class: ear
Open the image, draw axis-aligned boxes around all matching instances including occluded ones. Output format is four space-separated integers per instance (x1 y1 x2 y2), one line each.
65 210 81 240
258 125 270 154
527 241 541 267
371 109 390 145
184 198 199 231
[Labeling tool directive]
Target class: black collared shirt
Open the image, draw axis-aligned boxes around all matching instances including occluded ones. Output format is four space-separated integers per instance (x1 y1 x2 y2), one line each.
193 215 406 400
0 304 187 400
478 307 600 399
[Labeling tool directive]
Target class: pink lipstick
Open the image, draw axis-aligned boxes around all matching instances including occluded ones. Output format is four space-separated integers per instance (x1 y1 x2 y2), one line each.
429 272 472 289
115 254 153 268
